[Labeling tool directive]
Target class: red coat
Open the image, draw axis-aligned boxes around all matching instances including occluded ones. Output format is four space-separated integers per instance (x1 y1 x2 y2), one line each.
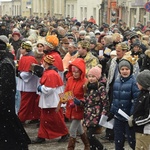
65 58 87 120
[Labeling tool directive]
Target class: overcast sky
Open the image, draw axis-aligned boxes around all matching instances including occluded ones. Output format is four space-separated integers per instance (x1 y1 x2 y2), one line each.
0 0 12 1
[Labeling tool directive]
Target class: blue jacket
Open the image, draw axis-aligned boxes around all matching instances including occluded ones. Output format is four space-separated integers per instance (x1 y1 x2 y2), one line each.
110 75 139 121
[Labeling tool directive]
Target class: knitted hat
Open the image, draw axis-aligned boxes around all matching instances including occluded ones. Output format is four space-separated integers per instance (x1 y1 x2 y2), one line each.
90 38 97 45
132 38 141 47
43 55 55 65
45 35 59 49
0 39 7 51
88 65 102 80
79 30 87 36
21 41 32 52
118 59 133 75
12 32 21 37
136 70 150 90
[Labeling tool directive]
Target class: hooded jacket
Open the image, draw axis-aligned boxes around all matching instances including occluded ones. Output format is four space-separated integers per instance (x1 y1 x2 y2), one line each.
65 58 87 120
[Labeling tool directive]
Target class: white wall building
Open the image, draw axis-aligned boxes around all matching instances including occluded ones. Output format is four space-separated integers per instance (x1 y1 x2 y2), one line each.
66 0 102 25
77 0 102 24
1 1 12 16
1 0 21 16
32 0 49 17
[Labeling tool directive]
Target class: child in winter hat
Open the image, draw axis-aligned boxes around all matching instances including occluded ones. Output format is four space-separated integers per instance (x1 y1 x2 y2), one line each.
83 64 109 149
118 59 133 76
136 69 150 90
109 59 139 150
128 69 150 150
87 64 102 80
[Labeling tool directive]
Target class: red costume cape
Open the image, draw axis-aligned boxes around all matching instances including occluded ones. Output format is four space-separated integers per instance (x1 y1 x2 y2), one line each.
40 69 63 88
18 55 38 72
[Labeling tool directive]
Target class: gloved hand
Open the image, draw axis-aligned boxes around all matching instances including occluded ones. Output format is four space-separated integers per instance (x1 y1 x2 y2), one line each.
17 71 22 79
74 98 81 105
128 115 134 127
106 112 114 121
37 85 42 92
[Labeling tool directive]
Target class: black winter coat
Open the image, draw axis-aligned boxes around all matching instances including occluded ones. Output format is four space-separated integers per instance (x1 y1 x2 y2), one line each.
0 54 31 150
133 90 150 133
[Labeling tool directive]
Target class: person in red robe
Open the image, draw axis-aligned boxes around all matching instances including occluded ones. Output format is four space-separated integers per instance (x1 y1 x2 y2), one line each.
32 55 69 144
17 41 41 123
43 35 64 80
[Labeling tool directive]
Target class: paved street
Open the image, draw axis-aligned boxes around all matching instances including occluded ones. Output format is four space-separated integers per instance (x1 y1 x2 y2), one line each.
24 122 132 150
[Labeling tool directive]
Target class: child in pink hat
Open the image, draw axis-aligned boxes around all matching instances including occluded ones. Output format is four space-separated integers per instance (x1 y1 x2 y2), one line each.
83 65 109 150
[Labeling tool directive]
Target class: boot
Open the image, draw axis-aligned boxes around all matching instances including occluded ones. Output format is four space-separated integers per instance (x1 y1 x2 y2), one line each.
67 137 76 150
80 133 90 150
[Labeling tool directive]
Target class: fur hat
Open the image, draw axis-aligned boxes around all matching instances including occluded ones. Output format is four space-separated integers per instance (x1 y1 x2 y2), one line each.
43 55 55 65
21 41 32 52
45 35 59 49
136 70 150 90
88 65 102 80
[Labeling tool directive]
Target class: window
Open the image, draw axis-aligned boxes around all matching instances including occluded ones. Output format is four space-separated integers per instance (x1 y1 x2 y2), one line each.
93 7 96 19
67 5 70 16
81 7 83 21
71 5 74 17
84 7 87 19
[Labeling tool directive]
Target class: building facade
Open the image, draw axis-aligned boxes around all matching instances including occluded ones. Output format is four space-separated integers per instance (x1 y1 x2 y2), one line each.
0 0 150 28
21 0 31 17
65 0 103 25
32 0 51 18
1 0 21 16
117 0 150 28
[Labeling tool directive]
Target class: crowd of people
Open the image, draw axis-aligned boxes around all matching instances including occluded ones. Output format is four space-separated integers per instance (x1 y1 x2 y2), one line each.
0 14 150 150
